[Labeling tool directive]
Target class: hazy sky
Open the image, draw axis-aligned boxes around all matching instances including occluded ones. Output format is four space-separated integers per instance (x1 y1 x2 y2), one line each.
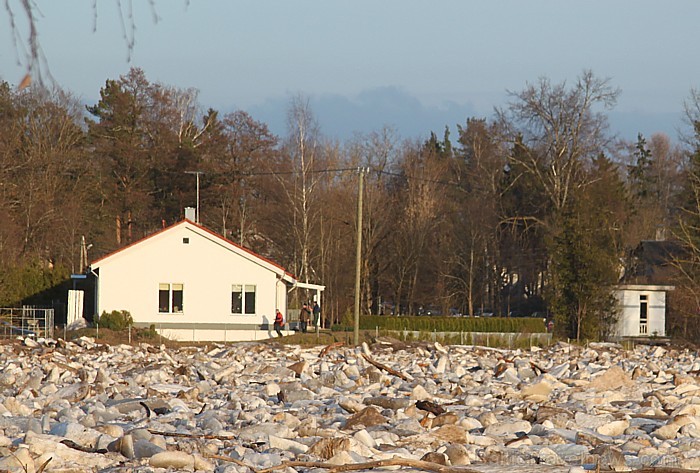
1 1 699 142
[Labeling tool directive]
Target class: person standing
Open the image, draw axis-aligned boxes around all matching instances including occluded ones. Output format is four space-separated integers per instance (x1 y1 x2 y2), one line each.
300 303 311 333
312 301 321 328
274 309 284 337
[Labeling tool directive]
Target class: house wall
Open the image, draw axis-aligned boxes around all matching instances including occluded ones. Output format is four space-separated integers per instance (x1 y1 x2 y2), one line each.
94 224 288 340
145 326 293 343
613 288 667 338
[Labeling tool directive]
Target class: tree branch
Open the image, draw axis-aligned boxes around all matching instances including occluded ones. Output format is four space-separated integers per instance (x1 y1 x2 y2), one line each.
256 457 480 473
361 353 412 381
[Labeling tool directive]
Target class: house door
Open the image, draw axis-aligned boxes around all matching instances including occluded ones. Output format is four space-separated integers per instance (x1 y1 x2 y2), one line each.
639 295 648 335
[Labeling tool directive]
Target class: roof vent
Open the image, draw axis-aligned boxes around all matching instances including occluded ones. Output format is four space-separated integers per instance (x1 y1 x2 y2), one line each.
184 207 196 221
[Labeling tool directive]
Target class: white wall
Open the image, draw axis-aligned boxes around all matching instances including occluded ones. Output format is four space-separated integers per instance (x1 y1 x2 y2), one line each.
94 223 287 336
154 326 293 342
613 288 667 337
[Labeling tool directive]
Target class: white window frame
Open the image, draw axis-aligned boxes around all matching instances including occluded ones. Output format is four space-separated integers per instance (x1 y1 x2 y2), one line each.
159 283 184 314
231 284 256 315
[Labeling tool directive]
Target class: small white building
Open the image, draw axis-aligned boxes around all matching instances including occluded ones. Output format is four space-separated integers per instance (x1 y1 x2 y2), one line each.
88 219 324 342
613 285 672 338
612 239 680 340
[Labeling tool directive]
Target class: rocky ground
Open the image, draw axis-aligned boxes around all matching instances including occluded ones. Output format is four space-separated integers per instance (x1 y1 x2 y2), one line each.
0 336 699 473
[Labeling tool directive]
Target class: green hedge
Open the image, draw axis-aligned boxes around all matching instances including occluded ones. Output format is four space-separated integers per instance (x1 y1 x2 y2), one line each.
338 315 546 333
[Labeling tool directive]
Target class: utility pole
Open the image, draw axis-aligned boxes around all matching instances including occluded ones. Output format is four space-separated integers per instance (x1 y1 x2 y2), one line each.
354 167 368 345
185 171 205 224
78 235 93 273
79 235 87 273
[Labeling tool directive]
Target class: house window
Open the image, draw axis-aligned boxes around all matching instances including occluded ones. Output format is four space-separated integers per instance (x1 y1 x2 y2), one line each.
640 295 648 323
245 285 256 314
231 284 243 313
159 283 184 313
639 294 648 334
232 284 256 314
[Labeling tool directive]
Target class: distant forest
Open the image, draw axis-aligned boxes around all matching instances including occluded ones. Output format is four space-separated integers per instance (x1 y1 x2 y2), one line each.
3 68 700 341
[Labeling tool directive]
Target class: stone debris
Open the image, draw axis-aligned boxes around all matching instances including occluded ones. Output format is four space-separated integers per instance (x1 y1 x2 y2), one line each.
0 337 699 472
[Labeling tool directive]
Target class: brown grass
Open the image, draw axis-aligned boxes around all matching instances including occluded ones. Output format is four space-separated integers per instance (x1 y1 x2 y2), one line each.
60 327 378 349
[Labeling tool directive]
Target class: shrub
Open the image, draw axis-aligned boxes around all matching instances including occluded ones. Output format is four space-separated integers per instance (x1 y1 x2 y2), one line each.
136 324 157 340
359 315 546 333
98 310 133 331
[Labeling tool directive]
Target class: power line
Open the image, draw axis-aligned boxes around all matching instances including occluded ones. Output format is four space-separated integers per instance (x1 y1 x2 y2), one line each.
375 169 464 188
242 166 465 189
239 167 359 177
172 165 467 189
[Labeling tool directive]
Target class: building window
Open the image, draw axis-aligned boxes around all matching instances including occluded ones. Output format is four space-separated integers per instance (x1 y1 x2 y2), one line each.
232 284 256 314
231 284 243 313
639 294 648 335
245 285 256 314
640 295 648 323
159 283 184 313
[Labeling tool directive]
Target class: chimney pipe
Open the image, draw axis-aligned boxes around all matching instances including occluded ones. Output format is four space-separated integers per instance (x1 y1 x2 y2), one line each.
655 225 666 241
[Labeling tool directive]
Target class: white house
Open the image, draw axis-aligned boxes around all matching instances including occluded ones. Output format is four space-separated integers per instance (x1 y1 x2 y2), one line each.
611 239 680 340
88 219 324 342
613 285 672 338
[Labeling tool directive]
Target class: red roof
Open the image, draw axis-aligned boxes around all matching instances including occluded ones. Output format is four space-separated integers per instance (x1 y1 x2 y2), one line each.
90 219 296 279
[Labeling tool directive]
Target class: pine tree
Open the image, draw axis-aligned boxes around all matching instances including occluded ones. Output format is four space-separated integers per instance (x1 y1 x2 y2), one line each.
549 155 624 340
628 133 656 201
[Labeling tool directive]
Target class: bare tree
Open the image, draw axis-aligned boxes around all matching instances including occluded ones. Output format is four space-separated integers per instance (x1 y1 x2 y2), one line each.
385 141 448 314
668 178 700 339
496 71 621 339
345 126 399 315
266 95 327 285
0 82 94 273
200 110 277 244
669 89 700 339
5 0 159 88
624 132 684 245
451 118 509 316
497 70 619 214
161 86 215 147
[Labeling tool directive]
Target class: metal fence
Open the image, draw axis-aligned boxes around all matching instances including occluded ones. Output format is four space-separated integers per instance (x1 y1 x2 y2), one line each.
0 307 54 339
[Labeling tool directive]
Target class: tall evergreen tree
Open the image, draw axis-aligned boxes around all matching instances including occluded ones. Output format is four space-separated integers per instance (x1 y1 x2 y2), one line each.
86 68 210 248
628 133 656 201
86 68 159 247
549 194 620 340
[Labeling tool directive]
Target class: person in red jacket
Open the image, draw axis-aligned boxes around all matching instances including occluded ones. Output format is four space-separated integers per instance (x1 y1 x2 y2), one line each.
274 309 284 337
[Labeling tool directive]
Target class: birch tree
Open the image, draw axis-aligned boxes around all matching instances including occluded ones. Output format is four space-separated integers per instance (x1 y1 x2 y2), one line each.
267 95 327 285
